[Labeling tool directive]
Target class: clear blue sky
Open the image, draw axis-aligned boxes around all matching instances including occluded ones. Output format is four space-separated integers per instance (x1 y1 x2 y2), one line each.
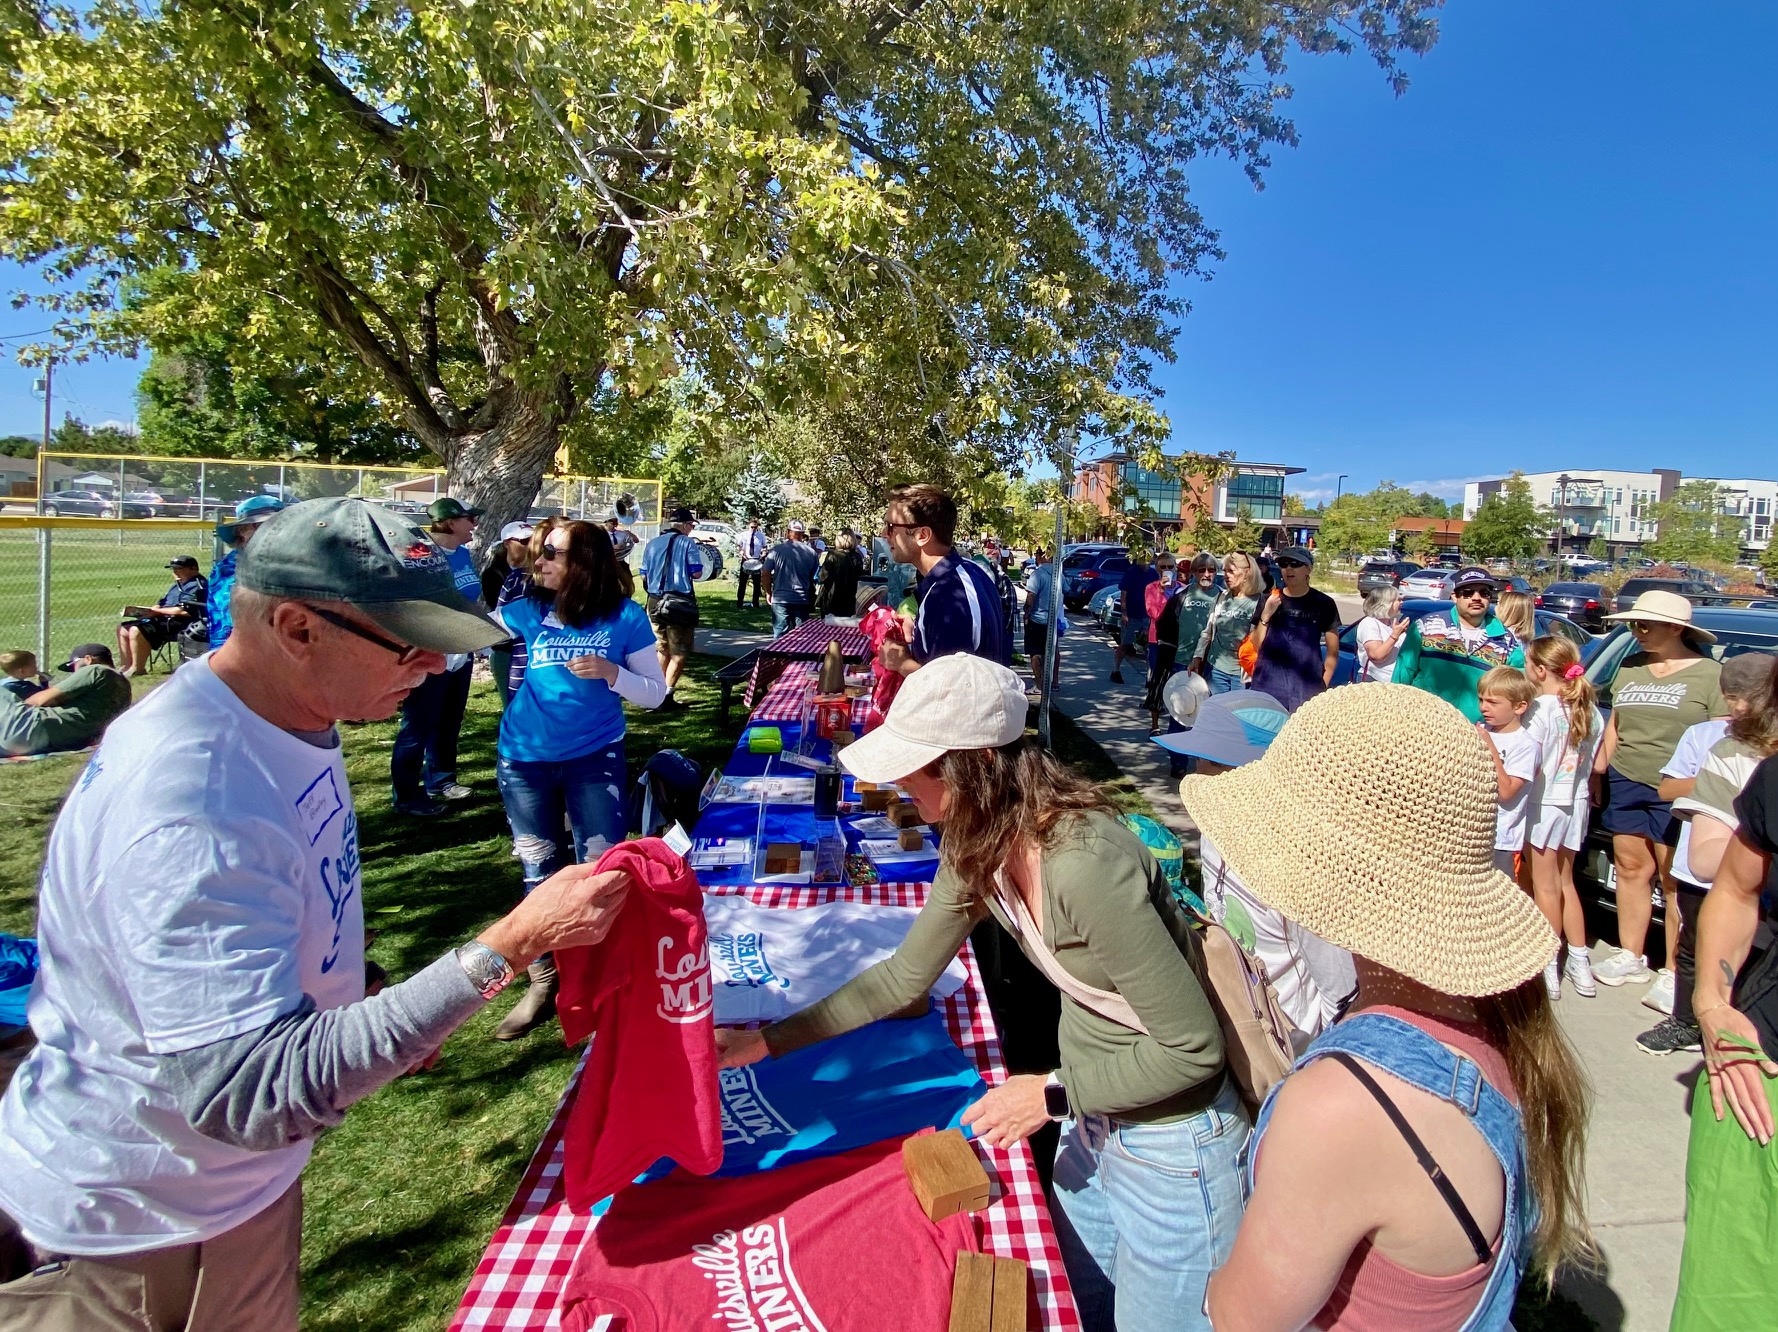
2 0 1773 506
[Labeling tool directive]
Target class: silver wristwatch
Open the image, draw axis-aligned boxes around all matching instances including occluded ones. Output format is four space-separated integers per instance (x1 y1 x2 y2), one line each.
455 941 516 1000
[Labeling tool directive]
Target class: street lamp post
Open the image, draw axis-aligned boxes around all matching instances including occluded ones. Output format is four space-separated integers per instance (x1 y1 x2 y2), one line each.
1336 474 1348 501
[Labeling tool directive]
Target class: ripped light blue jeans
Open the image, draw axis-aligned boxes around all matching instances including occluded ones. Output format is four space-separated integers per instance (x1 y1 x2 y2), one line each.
1050 1076 1250 1332
495 744 627 894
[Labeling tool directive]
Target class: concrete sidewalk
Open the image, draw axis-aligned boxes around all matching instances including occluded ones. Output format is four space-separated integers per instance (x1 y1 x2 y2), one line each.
1044 613 1684 1332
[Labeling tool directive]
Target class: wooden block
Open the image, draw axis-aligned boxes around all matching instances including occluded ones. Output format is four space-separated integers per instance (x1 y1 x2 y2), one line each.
854 779 877 791
989 1256 1030 1332
898 826 926 852
947 1252 995 1332
763 842 802 875
888 801 922 828
903 1128 991 1222
860 787 893 811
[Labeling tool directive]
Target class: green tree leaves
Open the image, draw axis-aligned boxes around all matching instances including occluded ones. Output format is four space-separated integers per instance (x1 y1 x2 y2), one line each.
1462 472 1547 562
1645 480 1746 566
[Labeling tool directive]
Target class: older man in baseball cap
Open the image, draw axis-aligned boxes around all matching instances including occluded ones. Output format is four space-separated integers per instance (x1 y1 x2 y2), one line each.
0 499 632 1327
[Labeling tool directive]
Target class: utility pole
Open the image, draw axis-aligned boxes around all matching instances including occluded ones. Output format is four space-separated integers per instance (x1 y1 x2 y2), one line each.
39 356 52 451
1038 424 1077 750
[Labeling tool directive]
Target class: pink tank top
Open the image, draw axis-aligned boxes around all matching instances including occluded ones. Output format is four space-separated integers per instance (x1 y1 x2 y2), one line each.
1312 1007 1517 1332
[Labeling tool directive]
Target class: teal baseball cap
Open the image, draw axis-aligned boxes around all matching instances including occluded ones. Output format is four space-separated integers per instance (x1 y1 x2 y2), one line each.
237 498 506 653
215 493 286 542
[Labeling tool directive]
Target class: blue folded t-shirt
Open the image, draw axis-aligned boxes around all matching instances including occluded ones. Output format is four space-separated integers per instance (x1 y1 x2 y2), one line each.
607 1006 985 1207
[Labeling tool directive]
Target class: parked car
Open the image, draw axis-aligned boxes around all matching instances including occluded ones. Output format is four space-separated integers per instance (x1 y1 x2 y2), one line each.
1613 577 1724 614
1061 545 1133 609
1356 559 1421 595
1087 585 1122 636
1398 567 1462 599
1535 582 1607 633
1331 599 1597 687
1559 556 1611 578
1574 607 1778 941
1498 575 1534 596
37 488 155 518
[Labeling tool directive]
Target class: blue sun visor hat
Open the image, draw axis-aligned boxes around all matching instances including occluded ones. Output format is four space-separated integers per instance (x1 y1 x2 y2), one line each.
1153 689 1290 769
215 493 287 543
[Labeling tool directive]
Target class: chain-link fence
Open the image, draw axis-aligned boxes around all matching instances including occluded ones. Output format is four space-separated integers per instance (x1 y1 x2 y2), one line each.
0 519 218 670
0 465 663 670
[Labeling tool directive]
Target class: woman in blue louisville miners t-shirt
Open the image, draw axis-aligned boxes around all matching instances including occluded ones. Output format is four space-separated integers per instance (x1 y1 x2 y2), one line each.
490 519 668 1038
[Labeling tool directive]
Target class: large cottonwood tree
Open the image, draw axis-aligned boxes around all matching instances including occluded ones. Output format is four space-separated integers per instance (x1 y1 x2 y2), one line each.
1 0 1440 534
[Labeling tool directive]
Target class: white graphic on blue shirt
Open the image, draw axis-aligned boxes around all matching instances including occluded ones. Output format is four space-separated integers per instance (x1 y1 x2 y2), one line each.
527 623 618 669
319 809 361 974
717 1066 797 1147
710 931 791 991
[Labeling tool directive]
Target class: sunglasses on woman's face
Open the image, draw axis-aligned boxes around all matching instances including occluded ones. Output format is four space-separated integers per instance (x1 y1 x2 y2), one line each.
538 543 564 561
1278 559 1308 570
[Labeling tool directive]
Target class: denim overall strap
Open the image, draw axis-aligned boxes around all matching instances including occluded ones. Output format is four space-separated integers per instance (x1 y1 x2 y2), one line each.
1246 1013 1531 1332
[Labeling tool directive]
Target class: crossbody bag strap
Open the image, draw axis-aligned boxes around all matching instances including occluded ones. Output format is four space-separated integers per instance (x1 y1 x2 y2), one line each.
1325 1052 1493 1265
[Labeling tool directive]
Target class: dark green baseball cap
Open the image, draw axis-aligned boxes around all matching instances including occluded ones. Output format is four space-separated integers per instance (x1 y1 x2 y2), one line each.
426 496 483 524
238 498 506 653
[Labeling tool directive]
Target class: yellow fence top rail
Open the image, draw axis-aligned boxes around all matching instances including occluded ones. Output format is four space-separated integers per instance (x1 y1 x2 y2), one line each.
0 515 217 531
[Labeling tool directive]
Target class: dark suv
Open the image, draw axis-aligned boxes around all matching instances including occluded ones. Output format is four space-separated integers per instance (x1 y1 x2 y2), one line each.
1535 582 1607 633
1061 546 1133 609
1356 559 1420 595
37 488 155 518
1613 577 1723 614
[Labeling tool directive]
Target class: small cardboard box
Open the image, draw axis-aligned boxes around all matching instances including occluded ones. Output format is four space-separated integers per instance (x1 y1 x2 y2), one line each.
888 801 923 828
763 842 803 875
859 787 893 811
902 1128 990 1223
947 1254 1029 1332
898 826 926 852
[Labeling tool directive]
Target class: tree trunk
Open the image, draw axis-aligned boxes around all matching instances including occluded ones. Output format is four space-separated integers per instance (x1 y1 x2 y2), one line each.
438 390 561 550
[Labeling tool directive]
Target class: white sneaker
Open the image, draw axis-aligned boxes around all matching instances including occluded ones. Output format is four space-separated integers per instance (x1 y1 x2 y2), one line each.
1565 948 1598 998
1544 960 1562 1002
1592 948 1653 987
1642 968 1676 1014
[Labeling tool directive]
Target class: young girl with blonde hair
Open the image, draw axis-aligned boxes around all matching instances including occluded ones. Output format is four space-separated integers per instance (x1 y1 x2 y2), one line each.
1524 636 1604 1000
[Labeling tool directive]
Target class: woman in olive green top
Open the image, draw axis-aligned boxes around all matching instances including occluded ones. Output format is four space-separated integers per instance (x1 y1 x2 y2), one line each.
1190 550 1264 694
717 654 1240 1332
1592 591 1727 987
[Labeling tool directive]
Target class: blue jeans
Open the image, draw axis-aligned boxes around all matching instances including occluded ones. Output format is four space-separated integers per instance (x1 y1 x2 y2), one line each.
496 744 627 893
391 662 472 801
1208 665 1244 695
771 601 812 638
1050 1077 1250 1332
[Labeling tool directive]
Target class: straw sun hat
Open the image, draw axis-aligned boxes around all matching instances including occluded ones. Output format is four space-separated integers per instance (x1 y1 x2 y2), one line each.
1179 683 1556 997
1604 589 1716 642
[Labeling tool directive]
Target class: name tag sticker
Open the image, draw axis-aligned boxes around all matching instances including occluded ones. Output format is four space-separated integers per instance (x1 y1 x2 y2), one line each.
294 767 346 846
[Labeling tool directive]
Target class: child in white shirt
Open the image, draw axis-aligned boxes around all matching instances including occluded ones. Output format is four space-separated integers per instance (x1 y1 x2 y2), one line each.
1478 666 1540 880
1523 636 1604 999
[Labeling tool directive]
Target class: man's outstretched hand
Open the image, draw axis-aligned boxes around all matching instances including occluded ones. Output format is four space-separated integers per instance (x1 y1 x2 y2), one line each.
478 865 632 971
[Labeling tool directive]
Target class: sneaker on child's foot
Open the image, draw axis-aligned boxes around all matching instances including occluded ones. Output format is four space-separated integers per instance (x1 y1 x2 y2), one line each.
1592 948 1653 987
1544 960 1562 1002
1635 1017 1702 1056
1642 968 1676 1014
1564 948 1598 998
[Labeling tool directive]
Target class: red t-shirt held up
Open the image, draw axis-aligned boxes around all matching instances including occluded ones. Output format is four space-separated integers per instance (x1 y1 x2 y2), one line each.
555 838 723 1210
559 1135 980 1332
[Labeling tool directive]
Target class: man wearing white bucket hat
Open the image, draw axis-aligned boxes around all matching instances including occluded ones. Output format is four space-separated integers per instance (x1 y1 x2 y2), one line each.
717 653 1243 1332
1183 684 1591 1331
1590 590 1726 988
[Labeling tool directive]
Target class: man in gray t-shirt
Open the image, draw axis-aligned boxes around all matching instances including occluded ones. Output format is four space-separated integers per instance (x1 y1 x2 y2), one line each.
0 644 133 757
763 521 821 638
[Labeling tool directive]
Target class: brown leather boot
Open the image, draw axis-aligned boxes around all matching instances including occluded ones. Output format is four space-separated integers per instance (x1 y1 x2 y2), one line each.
493 957 558 1041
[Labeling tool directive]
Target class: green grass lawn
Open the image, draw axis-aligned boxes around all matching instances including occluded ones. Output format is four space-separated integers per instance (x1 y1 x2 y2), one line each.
0 526 219 664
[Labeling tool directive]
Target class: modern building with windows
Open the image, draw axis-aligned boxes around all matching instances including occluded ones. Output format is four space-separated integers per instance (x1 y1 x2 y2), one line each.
1073 453 1312 544
1461 467 1774 558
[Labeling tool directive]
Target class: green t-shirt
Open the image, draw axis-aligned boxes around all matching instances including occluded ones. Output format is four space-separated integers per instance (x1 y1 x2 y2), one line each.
1200 594 1258 674
1608 654 1726 788
30 665 132 754
763 811 1225 1121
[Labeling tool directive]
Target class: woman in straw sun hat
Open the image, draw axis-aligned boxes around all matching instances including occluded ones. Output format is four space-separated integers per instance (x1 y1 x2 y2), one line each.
717 653 1243 1332
1590 589 1726 990
1188 684 1591 1332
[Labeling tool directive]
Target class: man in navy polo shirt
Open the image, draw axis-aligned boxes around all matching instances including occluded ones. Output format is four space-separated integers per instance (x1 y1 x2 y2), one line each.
390 496 483 815
878 483 1008 674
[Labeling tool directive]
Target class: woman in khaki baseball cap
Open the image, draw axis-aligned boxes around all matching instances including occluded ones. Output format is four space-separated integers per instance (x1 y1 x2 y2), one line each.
717 653 1244 1331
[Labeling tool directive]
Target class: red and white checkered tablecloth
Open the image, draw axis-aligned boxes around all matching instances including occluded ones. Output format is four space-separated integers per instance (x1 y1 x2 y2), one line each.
766 619 872 660
449 877 1080 1331
746 660 872 727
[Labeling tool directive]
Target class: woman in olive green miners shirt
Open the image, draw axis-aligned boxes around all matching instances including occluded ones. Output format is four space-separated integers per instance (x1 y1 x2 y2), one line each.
1592 591 1727 988
718 655 1239 1332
